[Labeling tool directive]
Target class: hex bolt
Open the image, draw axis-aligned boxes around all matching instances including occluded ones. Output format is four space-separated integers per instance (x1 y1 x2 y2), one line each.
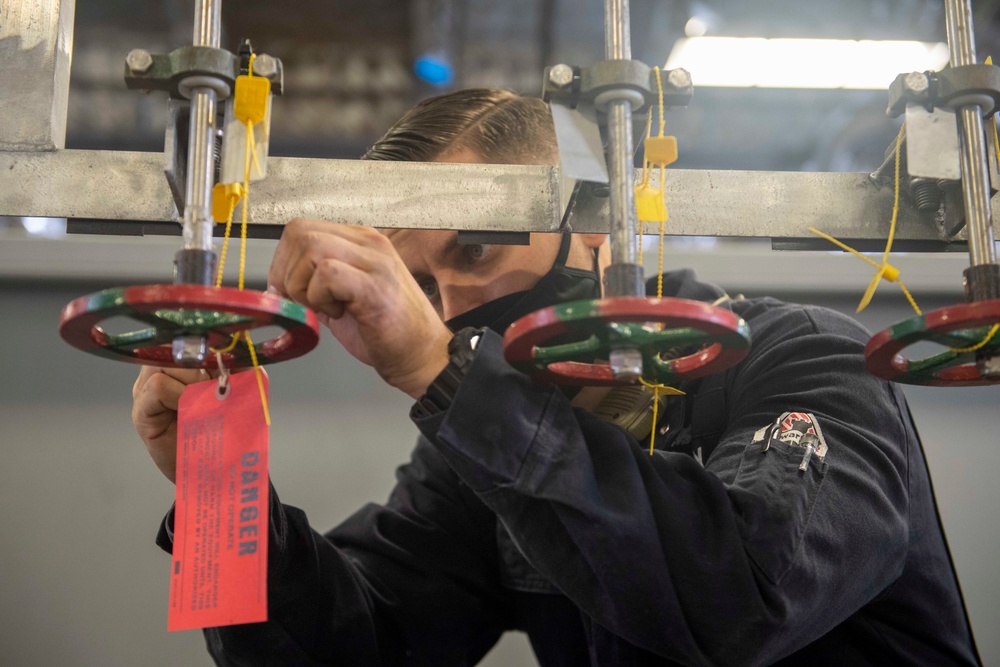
253 53 278 78
173 335 208 366
903 71 929 96
667 68 692 89
549 64 574 88
126 48 154 75
610 347 643 381
978 353 1000 379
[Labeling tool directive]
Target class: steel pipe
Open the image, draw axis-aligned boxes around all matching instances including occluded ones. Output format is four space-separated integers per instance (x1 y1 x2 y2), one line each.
181 88 218 253
601 0 641 296
194 0 222 49
175 0 223 364
601 0 645 379
944 0 998 270
604 0 630 61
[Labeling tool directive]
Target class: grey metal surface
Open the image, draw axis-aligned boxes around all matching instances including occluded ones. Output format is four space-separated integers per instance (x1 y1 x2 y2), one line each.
572 169 970 243
0 149 986 243
904 105 961 180
945 0 998 268
0 149 564 231
550 103 610 183
0 0 75 151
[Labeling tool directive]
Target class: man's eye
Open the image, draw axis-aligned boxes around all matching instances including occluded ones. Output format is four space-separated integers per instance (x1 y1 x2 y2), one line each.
418 278 439 300
464 244 488 263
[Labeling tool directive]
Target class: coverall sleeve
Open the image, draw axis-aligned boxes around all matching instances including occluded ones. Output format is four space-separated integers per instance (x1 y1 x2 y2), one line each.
414 304 911 666
157 438 511 666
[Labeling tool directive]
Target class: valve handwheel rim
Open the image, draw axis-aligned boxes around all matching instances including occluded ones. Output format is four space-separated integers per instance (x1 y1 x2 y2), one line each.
503 296 752 386
865 299 1000 386
59 284 320 369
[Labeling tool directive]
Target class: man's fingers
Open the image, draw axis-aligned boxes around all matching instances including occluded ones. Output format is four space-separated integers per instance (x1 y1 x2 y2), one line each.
281 233 390 314
136 371 187 415
269 219 392 297
305 259 371 319
133 366 216 402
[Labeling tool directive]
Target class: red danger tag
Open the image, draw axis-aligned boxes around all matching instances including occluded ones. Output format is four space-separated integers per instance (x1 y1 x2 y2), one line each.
168 371 269 631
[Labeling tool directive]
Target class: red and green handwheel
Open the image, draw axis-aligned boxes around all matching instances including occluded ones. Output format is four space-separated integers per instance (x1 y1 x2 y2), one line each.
59 284 320 369
865 300 1000 386
503 297 751 386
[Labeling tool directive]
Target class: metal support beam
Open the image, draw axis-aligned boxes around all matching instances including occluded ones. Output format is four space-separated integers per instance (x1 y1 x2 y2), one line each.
0 149 983 248
0 0 75 151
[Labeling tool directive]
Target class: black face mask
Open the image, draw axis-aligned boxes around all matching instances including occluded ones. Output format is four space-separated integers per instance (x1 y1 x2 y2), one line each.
445 233 602 336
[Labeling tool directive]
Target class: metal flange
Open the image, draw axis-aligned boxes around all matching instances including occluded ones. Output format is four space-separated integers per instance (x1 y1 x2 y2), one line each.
888 64 1000 118
936 64 1000 114
543 61 693 114
124 46 285 100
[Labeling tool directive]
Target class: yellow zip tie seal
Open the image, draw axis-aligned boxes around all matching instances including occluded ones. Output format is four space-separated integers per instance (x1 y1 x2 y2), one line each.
212 183 244 224
809 124 915 314
234 75 270 126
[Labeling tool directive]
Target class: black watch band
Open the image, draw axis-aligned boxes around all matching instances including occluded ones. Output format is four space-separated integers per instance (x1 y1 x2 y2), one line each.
410 327 484 419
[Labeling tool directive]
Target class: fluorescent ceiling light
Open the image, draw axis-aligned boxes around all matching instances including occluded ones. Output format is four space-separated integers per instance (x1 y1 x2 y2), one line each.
665 37 950 89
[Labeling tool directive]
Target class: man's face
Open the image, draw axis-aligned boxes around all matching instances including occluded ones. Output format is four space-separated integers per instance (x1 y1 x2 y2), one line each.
383 147 606 323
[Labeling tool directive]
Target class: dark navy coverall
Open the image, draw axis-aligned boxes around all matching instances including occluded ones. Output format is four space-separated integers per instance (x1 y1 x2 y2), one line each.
158 271 980 666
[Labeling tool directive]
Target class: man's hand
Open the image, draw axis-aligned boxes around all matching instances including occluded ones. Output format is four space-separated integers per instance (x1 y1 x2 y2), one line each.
268 219 451 399
132 366 210 483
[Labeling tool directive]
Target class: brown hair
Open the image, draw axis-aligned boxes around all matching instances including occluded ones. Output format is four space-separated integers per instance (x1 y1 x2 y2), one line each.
362 88 557 165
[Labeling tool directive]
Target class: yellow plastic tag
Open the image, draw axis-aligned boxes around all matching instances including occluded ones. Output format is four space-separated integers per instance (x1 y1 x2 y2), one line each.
211 183 244 223
644 136 678 166
635 183 668 223
234 75 270 125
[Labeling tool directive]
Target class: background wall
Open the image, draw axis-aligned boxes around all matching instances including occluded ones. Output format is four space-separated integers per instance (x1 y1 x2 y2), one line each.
0 234 996 665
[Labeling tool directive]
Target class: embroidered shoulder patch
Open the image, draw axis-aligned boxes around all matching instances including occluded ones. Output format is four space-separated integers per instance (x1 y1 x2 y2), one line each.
768 411 828 459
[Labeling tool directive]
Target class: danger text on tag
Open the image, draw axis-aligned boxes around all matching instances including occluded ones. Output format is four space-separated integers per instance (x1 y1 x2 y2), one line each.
168 370 269 632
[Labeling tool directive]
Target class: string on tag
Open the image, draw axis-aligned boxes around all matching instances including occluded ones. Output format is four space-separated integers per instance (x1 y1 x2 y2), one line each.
215 350 231 398
209 52 271 426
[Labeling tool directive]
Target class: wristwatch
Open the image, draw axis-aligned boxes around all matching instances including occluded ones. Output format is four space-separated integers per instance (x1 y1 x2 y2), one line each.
410 327 484 419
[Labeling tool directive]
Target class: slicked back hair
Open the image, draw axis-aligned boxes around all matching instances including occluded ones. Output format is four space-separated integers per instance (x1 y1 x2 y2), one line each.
362 88 558 165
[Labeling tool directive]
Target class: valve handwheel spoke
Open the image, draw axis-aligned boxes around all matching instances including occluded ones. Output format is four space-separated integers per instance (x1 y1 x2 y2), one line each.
108 311 259 351
865 299 1000 386
503 297 751 386
60 284 320 369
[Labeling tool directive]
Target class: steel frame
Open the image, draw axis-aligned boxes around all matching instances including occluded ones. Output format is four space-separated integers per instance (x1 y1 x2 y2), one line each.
0 0 992 250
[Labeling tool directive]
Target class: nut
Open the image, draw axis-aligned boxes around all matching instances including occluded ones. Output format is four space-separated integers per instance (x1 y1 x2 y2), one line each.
667 68 692 89
549 64 574 88
253 53 278 78
126 48 153 75
978 354 1000 379
610 347 643 381
172 335 208 366
903 71 929 95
